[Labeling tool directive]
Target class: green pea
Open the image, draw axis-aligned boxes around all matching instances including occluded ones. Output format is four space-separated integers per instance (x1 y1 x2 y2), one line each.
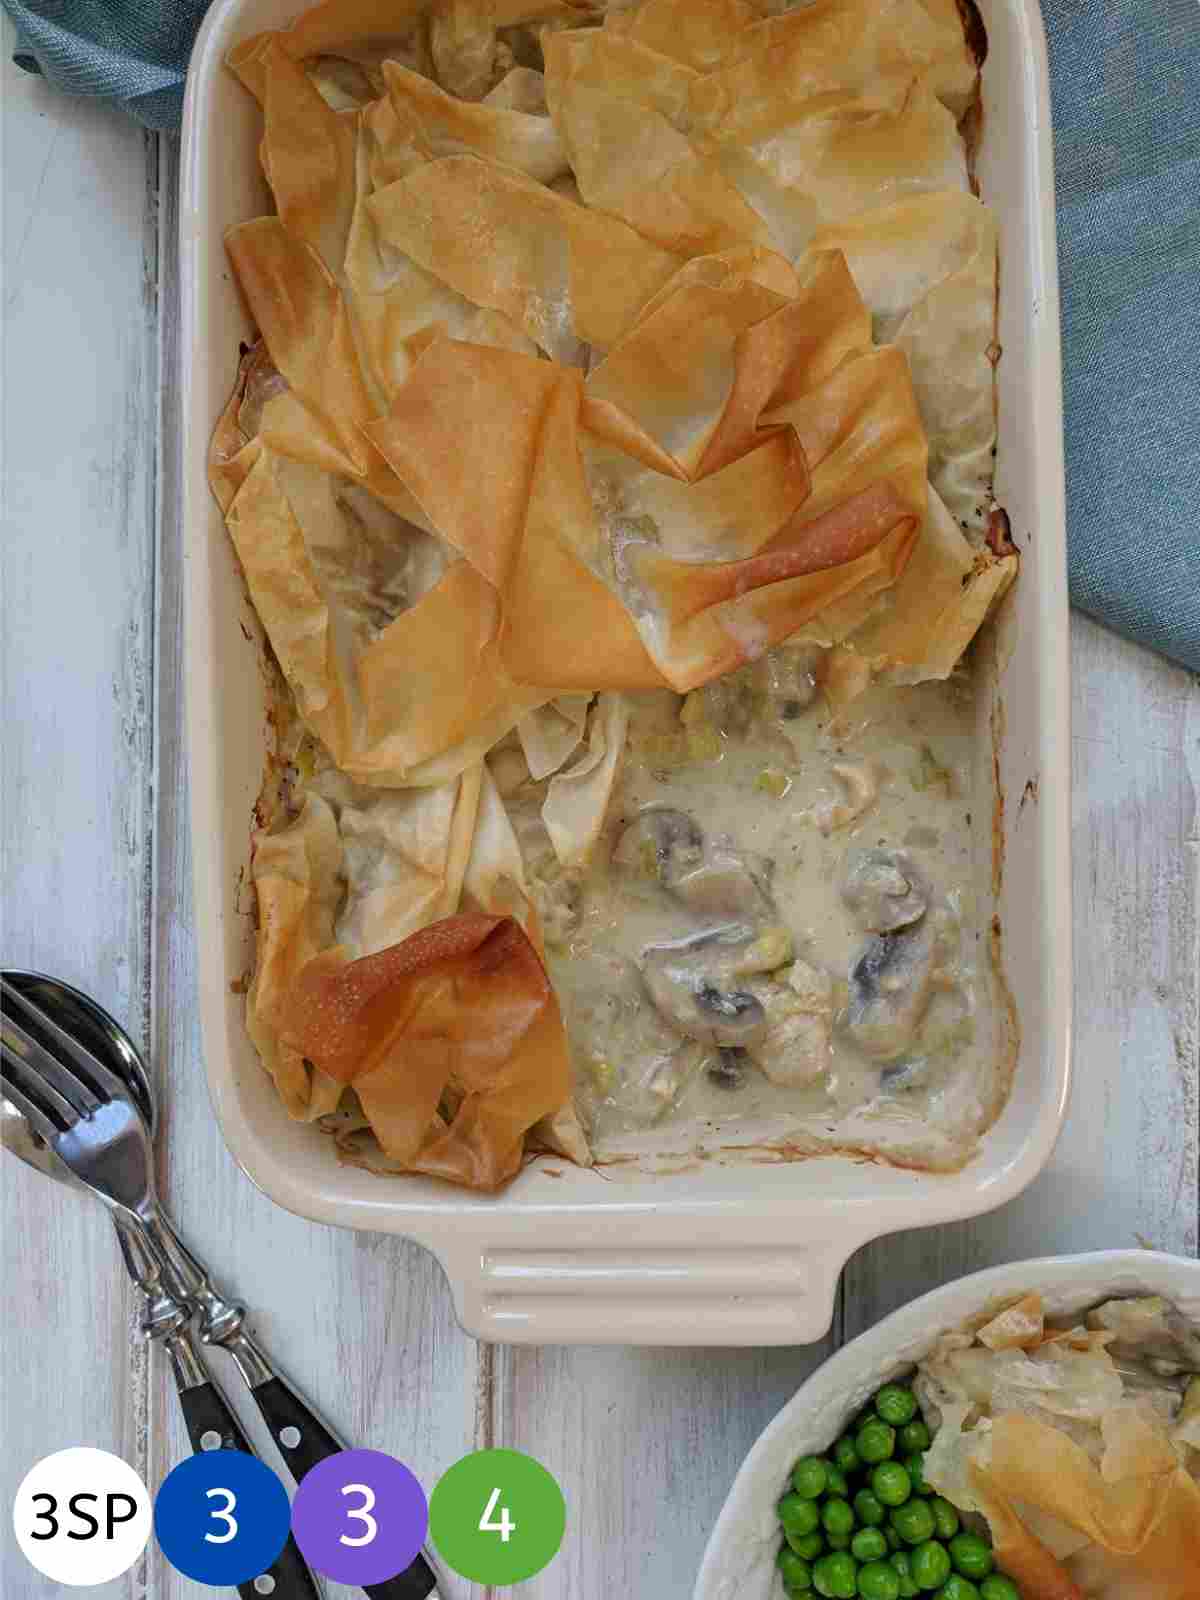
851 1528 888 1563
904 1453 933 1496
793 1456 830 1499
824 1461 851 1498
935 1578 980 1600
910 1540 952 1590
856 1420 897 1465
885 1526 902 1551
785 1590 815 1599
948 1535 993 1580
780 1494 821 1537
834 1435 862 1474
857 1560 902 1600
890 1551 920 1598
873 1384 919 1427
899 1420 932 1453
890 1500 936 1546
779 1548 813 1589
854 1490 886 1528
979 1579 1020 1600
822 1498 856 1539
929 1498 959 1540
813 1551 860 1599
789 1531 826 1560
827 1532 852 1551
870 1461 912 1507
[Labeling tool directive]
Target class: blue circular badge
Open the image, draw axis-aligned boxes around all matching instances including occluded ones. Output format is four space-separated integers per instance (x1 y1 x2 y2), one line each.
153 1451 291 1587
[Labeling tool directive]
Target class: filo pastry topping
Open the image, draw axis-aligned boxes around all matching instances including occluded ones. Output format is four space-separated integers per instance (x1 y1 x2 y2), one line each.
210 0 1015 1187
916 1295 1200 1599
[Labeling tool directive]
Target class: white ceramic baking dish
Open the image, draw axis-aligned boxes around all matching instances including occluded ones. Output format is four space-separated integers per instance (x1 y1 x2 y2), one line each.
694 1249 1200 1598
180 0 1071 1345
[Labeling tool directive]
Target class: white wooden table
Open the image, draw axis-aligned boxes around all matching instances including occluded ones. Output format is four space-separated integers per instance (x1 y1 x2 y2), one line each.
3 38 1198 1600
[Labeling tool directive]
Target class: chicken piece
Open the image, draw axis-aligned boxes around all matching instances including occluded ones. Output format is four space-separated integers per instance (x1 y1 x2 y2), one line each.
814 760 881 834
670 849 774 919
744 960 833 1086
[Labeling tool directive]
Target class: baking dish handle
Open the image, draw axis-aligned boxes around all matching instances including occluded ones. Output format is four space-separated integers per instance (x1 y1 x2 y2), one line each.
437 1237 859 1346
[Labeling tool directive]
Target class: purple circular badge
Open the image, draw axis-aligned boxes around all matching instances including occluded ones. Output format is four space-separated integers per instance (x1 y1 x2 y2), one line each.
290 1449 427 1586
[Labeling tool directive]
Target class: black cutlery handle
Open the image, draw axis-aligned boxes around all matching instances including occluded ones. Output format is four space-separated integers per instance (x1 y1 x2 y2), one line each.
252 1377 439 1599
361 1558 440 1600
178 1381 322 1600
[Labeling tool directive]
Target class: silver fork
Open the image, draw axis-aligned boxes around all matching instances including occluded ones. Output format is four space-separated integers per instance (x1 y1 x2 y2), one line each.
0 981 322 1600
2 995 154 1219
0 975 443 1600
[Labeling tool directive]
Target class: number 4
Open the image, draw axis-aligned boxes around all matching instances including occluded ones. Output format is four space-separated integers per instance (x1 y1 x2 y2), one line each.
478 1487 516 1543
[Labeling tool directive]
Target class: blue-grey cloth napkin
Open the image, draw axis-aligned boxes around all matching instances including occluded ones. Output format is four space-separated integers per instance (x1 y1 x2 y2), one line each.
7 0 1199 673
5 0 211 129
1043 0 1200 675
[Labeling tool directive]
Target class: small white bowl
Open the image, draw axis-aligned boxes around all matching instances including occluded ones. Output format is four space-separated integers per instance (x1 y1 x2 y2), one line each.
694 1250 1200 1600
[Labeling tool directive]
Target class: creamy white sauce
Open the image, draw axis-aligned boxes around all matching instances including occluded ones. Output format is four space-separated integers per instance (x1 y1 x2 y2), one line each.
504 648 1004 1172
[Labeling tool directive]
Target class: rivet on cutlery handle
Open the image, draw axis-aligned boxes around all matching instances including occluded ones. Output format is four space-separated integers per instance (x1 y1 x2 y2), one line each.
111 1216 321 1600
148 1216 444 1598
250 1372 441 1600
177 1380 322 1600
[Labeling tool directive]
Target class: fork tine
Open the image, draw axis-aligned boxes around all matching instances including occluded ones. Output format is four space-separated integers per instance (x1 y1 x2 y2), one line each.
0 1055 72 1143
0 1009 101 1118
1 980 127 1107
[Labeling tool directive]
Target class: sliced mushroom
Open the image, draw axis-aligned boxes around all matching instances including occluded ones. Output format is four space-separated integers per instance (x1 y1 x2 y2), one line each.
670 849 774 919
842 848 929 933
879 1057 933 1092
843 919 946 1061
707 1047 749 1090
640 931 768 1048
612 807 704 887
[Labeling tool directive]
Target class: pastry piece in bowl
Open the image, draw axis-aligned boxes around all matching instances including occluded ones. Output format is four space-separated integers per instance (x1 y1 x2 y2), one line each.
695 1252 1200 1600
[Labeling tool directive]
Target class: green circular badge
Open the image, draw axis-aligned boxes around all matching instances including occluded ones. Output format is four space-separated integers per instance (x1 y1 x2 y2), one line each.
428 1448 565 1586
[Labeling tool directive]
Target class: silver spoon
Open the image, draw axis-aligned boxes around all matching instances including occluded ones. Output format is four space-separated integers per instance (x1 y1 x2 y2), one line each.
1 971 320 1600
0 972 204 1344
0 971 443 1600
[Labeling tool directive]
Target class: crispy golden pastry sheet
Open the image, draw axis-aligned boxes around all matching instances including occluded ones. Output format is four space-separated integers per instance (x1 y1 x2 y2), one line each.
973 1415 1200 1600
285 914 571 1190
921 1294 1200 1600
212 0 1014 1188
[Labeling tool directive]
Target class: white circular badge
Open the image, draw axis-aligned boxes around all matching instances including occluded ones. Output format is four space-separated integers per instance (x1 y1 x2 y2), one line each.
12 1448 152 1586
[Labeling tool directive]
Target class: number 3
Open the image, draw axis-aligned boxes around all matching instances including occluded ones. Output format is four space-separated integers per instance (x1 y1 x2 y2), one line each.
30 1493 58 1541
340 1484 377 1547
479 1487 516 1543
204 1488 238 1545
